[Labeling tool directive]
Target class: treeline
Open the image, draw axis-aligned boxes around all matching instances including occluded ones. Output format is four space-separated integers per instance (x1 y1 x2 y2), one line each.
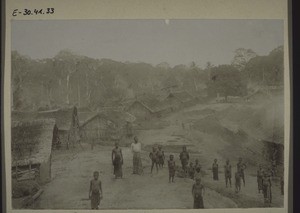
12 46 283 111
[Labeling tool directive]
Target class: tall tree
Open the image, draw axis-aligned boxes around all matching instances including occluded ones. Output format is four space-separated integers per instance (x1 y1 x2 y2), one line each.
207 65 247 101
231 48 257 71
244 46 283 86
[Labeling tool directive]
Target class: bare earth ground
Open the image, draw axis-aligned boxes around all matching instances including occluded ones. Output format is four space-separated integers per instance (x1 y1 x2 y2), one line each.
33 102 284 209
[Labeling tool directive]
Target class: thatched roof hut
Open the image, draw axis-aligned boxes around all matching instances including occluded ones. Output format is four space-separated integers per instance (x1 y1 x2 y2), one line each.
11 119 55 183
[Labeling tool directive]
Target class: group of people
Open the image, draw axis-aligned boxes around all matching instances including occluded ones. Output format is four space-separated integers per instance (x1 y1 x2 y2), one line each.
257 164 280 206
149 145 165 173
89 140 281 209
178 146 279 207
89 137 142 210
206 157 247 193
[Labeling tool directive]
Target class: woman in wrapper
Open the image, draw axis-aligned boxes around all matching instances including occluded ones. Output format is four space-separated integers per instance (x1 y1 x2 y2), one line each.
212 159 219 180
179 146 189 174
112 142 123 179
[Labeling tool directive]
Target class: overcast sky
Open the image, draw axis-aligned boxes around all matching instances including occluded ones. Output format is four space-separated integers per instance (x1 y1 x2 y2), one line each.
12 19 283 68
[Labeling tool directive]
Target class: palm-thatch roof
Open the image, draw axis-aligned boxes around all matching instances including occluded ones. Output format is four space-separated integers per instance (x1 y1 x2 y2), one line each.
81 110 136 128
166 91 194 103
11 119 55 167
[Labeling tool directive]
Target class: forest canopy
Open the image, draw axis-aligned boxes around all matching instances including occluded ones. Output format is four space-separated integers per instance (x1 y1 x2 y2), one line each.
11 46 283 111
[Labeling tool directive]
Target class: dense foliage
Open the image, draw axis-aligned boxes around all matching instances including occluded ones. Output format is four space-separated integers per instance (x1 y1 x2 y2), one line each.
11 46 283 111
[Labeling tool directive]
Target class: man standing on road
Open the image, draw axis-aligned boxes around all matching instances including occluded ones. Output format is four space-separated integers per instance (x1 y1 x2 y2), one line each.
224 159 232 187
237 157 247 186
179 146 190 174
131 136 143 175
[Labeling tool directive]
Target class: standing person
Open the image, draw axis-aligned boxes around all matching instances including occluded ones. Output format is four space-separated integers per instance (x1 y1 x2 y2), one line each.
131 136 143 175
237 157 247 186
89 171 103 210
157 145 165 168
262 171 272 206
149 146 159 174
192 177 205 209
257 164 264 193
168 154 176 183
224 159 232 187
235 171 241 193
212 159 219 180
112 142 123 179
179 146 190 173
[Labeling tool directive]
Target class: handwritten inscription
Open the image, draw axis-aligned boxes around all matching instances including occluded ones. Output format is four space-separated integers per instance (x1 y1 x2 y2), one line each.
12 8 55 17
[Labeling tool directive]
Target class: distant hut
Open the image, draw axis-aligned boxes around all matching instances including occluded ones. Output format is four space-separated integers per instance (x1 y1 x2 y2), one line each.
244 89 272 102
11 119 55 184
126 96 160 121
80 110 136 144
163 91 195 108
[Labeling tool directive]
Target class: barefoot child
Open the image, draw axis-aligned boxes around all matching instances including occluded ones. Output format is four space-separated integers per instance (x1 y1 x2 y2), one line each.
192 177 205 209
168 154 176 183
89 171 103 209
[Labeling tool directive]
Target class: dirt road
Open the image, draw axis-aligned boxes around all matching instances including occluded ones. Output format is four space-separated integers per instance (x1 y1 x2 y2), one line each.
34 102 283 209
35 145 236 209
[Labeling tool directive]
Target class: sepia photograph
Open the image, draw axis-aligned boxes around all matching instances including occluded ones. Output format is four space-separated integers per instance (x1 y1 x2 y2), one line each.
9 19 286 210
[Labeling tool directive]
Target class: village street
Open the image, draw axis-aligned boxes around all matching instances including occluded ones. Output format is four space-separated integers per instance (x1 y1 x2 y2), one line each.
34 103 284 209
35 145 238 209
